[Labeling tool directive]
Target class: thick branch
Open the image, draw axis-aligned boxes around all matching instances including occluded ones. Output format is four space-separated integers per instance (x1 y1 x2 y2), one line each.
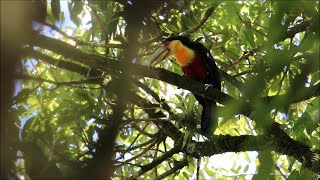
177 124 318 172
25 34 319 173
135 147 179 177
127 91 319 173
22 48 99 76
25 33 235 106
26 33 318 116
27 31 106 68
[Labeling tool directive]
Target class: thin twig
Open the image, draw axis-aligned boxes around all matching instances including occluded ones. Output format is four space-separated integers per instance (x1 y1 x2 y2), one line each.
233 69 256 77
237 12 268 37
42 22 122 48
276 67 289 95
87 2 110 54
115 136 159 168
154 158 188 180
15 74 101 88
180 6 215 36
117 122 151 160
196 157 200 180
274 162 288 179
228 46 261 70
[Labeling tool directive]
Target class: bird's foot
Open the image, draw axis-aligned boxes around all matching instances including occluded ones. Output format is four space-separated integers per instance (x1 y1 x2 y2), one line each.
204 84 213 91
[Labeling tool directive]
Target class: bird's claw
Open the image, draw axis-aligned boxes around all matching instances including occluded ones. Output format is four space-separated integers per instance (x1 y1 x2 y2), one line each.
204 84 213 91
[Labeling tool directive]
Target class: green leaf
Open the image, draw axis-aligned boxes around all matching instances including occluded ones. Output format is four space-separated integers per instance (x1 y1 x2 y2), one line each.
68 1 83 26
254 151 274 179
26 96 38 105
287 156 296 172
240 27 255 48
108 14 120 36
14 88 32 102
182 172 189 179
205 167 215 176
287 168 316 180
244 152 251 163
306 97 320 123
87 126 95 143
13 1 320 179
243 164 249 173
51 0 60 21
22 116 36 139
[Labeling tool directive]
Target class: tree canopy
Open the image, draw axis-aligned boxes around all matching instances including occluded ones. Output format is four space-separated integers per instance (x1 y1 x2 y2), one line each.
1 0 319 179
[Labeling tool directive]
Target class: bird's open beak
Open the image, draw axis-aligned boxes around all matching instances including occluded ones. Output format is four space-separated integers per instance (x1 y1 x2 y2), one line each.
148 46 170 66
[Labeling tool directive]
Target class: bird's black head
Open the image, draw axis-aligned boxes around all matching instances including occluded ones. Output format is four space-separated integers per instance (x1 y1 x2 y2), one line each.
164 35 193 48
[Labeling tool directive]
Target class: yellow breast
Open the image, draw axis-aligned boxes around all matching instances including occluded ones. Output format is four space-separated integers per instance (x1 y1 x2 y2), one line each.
168 40 195 67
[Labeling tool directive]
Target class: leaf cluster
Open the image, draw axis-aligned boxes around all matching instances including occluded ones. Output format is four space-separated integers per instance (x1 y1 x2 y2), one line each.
6 0 319 179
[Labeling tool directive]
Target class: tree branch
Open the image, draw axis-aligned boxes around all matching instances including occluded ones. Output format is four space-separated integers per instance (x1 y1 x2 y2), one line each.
176 124 319 173
154 158 188 180
15 74 101 88
134 147 179 178
218 68 244 90
25 33 319 173
25 33 319 117
42 22 123 48
22 47 102 77
126 90 319 173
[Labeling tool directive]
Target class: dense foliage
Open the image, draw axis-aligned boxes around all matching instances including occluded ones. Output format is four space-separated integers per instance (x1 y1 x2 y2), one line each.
2 0 319 179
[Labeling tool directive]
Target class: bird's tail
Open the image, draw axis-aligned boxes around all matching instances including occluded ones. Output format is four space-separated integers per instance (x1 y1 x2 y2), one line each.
201 102 218 136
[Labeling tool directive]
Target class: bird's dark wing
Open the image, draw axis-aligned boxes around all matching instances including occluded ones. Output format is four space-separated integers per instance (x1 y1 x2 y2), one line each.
194 42 221 90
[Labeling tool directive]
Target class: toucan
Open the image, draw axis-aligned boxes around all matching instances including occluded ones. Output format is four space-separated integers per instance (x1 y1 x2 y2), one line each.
149 36 221 136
